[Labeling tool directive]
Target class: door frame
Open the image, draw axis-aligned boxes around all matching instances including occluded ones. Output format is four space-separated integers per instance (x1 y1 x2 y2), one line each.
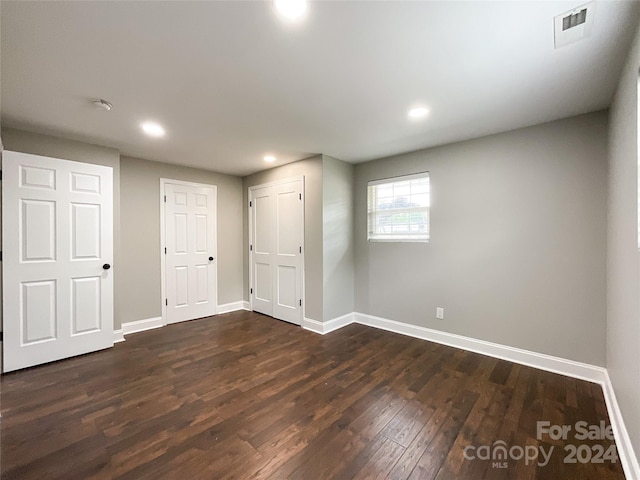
248 176 305 324
160 178 218 326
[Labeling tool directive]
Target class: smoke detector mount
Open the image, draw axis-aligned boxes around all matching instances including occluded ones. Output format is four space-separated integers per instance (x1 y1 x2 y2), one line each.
92 99 113 111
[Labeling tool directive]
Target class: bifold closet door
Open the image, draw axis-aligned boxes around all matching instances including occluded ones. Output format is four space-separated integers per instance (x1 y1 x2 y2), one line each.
249 178 303 325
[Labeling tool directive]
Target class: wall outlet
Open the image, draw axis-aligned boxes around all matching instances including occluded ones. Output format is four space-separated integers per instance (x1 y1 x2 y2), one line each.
436 307 445 320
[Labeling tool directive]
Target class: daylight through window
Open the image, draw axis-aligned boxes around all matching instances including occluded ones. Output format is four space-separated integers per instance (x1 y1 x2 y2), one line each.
367 172 430 242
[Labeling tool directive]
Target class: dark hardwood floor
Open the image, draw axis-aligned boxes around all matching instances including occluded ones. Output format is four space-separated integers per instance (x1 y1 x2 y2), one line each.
1 311 624 479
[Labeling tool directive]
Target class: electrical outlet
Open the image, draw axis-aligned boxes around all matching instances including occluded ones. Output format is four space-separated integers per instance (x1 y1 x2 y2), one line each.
436 307 444 320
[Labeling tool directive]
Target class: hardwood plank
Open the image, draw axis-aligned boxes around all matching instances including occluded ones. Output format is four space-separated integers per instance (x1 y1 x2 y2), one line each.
0 311 625 480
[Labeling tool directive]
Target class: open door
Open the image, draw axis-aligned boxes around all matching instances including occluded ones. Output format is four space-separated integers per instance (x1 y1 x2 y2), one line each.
2 151 114 372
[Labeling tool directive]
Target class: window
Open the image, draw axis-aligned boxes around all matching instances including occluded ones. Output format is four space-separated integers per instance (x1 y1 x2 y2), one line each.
367 172 430 242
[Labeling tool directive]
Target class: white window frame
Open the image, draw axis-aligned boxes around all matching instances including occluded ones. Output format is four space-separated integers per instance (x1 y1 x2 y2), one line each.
367 172 430 243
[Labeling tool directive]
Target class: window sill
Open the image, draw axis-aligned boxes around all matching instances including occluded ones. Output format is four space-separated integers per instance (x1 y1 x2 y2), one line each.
368 238 429 243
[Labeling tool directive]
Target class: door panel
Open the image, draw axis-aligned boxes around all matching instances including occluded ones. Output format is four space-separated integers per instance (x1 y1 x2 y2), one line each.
21 280 57 343
21 199 56 261
71 203 101 259
20 165 56 189
164 182 217 323
195 215 208 253
250 178 303 325
276 265 297 308
71 276 101 334
251 188 273 315
175 267 189 307
3 150 114 372
70 172 100 194
195 264 208 303
254 262 272 304
272 181 302 324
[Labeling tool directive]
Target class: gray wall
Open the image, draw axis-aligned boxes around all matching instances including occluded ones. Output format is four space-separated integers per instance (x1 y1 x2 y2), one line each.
1 127 122 326
243 155 324 322
607 21 640 462
354 112 608 366
120 156 243 326
322 155 354 321
0 129 244 330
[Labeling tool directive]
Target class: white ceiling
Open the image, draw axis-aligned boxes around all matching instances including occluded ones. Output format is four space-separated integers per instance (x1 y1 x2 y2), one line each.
2 1 638 176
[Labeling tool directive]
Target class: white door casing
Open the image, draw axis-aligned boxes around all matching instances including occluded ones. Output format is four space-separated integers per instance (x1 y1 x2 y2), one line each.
2 151 114 372
249 177 303 325
162 180 217 324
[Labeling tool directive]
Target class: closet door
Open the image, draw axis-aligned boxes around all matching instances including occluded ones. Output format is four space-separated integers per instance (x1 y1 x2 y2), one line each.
249 178 303 325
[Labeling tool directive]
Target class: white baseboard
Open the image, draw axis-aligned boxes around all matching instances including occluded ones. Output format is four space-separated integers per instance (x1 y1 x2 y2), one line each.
353 312 607 385
302 317 324 334
602 371 640 480
217 301 251 314
324 312 355 333
122 316 164 336
339 311 636 480
303 313 355 335
113 329 125 343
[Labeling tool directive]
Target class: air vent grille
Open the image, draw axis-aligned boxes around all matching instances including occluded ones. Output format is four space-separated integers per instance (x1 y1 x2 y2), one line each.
554 2 594 49
562 8 587 31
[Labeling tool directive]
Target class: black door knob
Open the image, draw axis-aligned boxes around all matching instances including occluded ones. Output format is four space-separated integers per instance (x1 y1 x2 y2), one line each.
103 263 111 270
208 257 214 261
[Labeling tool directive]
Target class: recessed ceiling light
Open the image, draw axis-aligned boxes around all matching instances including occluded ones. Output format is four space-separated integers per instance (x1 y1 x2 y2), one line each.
92 99 113 111
274 0 308 21
141 121 165 137
264 155 276 163
408 106 429 119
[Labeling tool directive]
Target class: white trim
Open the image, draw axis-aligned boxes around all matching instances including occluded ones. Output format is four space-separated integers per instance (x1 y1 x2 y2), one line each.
303 311 607 384
303 313 355 335
310 311 639 480
248 176 306 188
160 180 168 326
368 171 429 186
302 318 324 334
122 317 164 336
602 371 640 480
353 312 606 384
113 329 125 343
160 178 218 326
324 313 355 333
217 301 250 314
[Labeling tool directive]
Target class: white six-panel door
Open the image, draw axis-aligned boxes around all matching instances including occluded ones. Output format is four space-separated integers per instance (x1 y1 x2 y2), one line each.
249 178 303 325
2 151 114 372
163 181 217 324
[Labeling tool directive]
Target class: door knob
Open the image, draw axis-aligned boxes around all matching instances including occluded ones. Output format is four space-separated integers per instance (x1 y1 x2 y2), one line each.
209 256 214 261
103 263 111 270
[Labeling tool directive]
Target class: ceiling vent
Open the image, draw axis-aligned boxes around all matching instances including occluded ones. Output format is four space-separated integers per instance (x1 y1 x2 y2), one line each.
554 2 595 49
